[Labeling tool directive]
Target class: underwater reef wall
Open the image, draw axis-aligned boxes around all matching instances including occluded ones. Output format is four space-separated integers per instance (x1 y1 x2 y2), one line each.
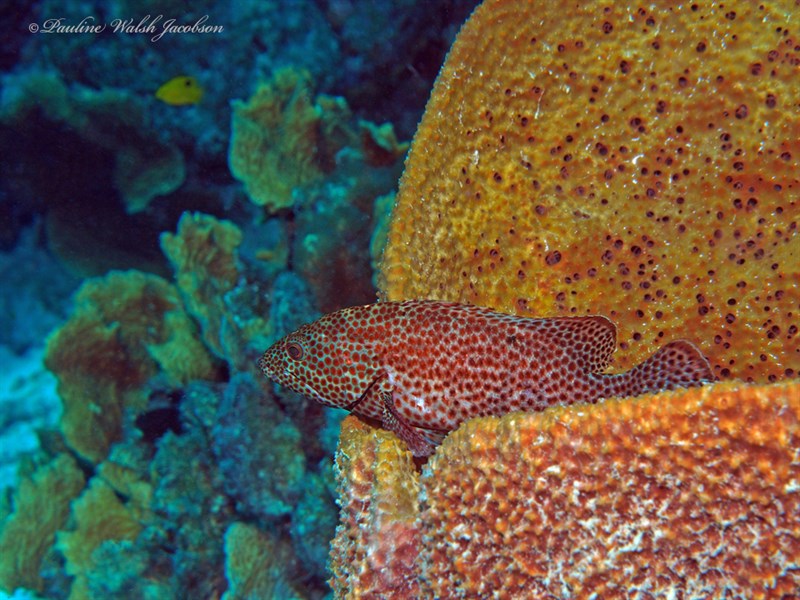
0 213 342 598
0 50 413 596
0 0 464 280
0 70 185 215
1 0 797 598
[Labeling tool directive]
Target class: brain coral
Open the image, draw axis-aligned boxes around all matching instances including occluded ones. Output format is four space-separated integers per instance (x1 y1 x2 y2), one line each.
379 0 800 382
331 380 800 598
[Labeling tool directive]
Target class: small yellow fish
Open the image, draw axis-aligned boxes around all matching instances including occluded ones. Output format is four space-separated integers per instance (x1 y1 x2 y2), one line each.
155 76 203 105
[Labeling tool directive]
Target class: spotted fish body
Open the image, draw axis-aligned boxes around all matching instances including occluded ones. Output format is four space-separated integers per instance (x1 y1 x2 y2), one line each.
259 300 714 456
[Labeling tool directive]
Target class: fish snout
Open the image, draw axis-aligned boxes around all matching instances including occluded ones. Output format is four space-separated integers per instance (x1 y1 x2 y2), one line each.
257 346 282 379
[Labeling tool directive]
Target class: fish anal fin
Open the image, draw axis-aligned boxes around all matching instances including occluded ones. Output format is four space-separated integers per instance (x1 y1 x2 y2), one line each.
544 315 617 373
381 392 436 457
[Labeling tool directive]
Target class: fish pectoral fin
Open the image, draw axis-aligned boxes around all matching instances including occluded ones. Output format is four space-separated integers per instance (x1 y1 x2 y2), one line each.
380 392 436 458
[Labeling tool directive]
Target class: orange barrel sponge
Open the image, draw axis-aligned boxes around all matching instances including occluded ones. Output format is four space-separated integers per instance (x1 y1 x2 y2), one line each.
329 417 422 598
379 0 800 382
420 380 800 598
329 380 800 598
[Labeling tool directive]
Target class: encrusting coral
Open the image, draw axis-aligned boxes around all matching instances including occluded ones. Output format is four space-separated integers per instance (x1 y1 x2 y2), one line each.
0 454 85 594
211 374 306 518
44 270 217 464
379 0 800 382
160 212 272 369
228 68 351 212
222 522 304 600
290 470 340 577
331 381 800 597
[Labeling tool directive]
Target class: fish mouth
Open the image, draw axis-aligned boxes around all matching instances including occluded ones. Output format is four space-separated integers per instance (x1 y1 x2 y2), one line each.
276 368 330 406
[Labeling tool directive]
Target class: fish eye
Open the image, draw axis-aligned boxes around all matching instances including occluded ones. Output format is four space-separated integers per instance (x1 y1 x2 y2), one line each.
286 342 304 361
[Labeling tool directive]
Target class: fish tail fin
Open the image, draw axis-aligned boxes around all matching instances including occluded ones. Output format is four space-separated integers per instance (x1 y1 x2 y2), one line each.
610 340 715 398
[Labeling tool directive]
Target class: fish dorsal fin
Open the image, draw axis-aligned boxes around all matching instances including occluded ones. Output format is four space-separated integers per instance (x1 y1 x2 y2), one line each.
541 315 617 373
